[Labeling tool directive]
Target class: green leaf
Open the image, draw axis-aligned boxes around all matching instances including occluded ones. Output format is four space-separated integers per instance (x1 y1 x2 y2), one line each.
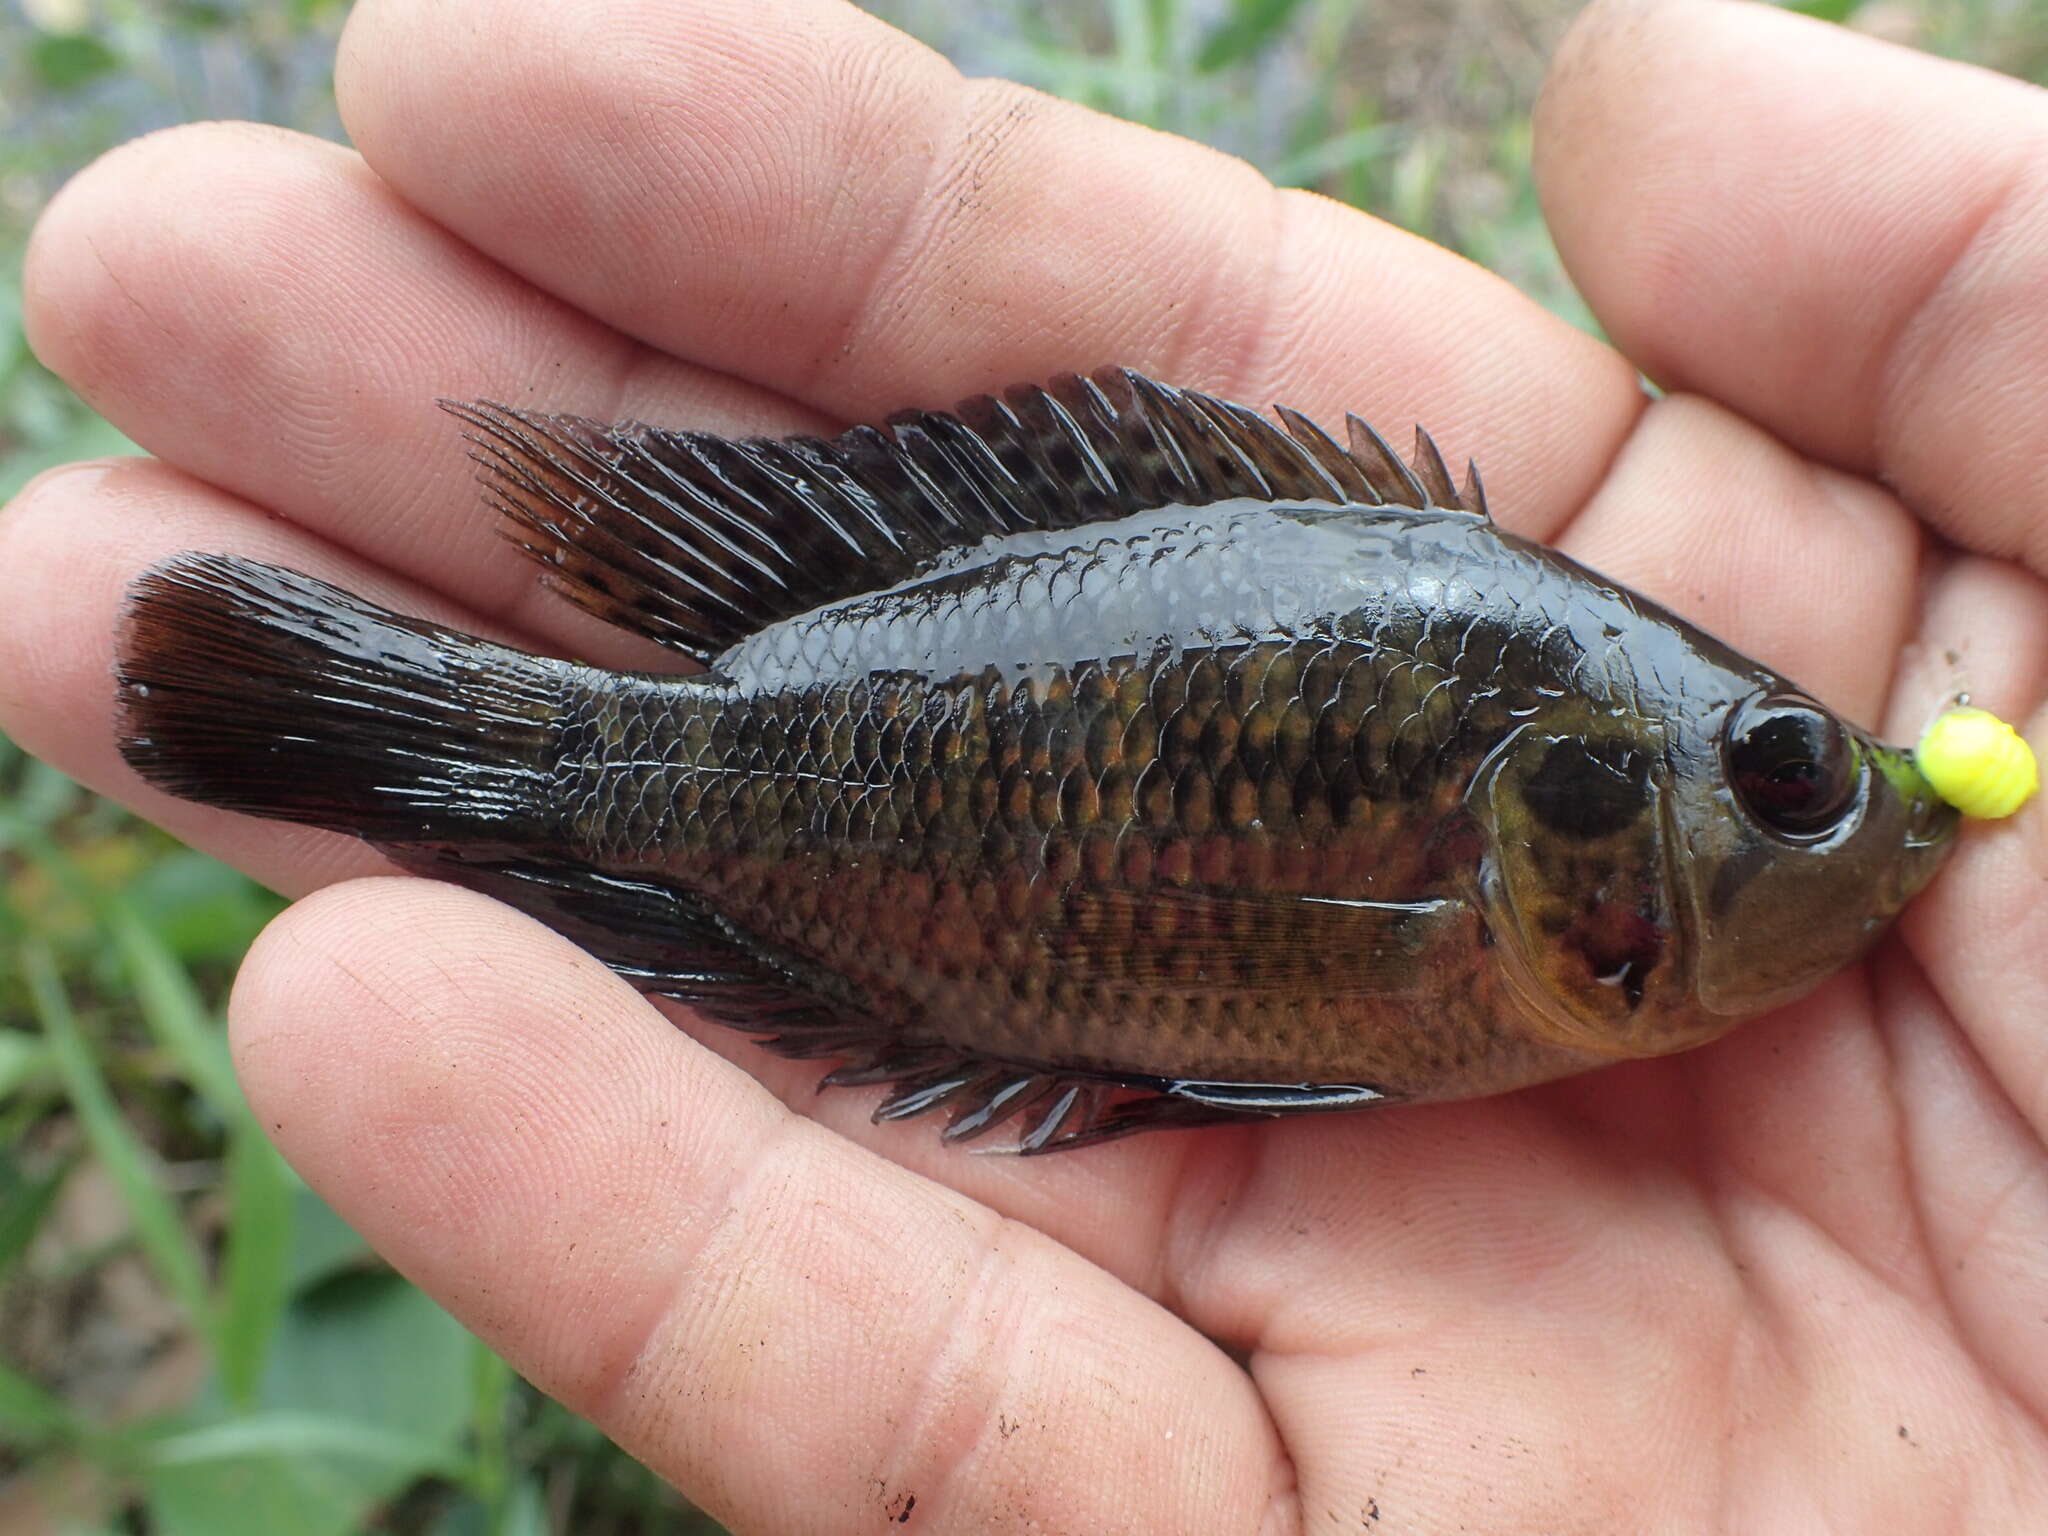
0 279 24 369
500 1477 551 1536
143 1412 464 1476
24 940 213 1331
146 1271 473 1536
1196 0 1313 73
283 1185 372 1293
1781 0 1860 19
0 1357 72 1443
0 1028 54 1101
0 1149 77 1277
13 758 81 831
147 1445 421 1536
264 1270 471 1441
215 1124 294 1409
126 851 285 968
430 1479 550 1536
1268 122 1402 190
0 411 140 502
168 1 234 29
30 32 121 92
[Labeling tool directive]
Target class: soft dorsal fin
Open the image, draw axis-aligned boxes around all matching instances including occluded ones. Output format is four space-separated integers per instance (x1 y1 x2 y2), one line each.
445 367 1488 664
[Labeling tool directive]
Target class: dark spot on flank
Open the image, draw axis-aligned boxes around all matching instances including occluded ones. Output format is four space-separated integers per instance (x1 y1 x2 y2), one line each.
1523 736 1651 840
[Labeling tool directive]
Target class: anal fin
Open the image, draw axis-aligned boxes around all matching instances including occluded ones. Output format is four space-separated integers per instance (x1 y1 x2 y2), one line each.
1007 1077 1392 1154
861 1057 1396 1155
389 848 1399 1154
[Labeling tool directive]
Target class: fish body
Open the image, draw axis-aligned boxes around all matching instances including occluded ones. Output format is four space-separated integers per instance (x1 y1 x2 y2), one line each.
116 369 1956 1150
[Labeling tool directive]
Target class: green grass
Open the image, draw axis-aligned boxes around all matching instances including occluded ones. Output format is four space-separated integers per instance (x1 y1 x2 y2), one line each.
2 0 2045 1530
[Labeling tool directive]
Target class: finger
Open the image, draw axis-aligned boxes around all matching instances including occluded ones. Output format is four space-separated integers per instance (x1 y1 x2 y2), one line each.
1898 553 2048 1143
335 0 1638 538
231 879 1292 1534
1535 0 2048 571
1556 393 1922 727
21 123 826 634
1879 944 2048 1431
0 456 532 894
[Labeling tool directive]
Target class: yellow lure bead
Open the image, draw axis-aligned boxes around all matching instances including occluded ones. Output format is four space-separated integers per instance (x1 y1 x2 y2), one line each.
1915 707 2038 820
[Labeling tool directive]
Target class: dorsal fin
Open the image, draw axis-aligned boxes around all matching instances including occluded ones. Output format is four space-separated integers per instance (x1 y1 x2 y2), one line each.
445 367 1489 664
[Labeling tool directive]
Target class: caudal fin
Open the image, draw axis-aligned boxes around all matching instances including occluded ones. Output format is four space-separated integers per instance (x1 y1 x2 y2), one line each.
117 554 566 846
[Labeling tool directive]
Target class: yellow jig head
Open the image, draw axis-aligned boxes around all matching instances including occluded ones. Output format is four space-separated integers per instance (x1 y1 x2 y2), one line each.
1916 707 2039 820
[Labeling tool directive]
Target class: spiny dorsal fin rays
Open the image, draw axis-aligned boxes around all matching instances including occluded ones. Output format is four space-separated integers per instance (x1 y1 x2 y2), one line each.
1273 404 1376 503
1460 457 1489 520
1344 412 1432 509
443 366 1488 664
1410 426 1459 509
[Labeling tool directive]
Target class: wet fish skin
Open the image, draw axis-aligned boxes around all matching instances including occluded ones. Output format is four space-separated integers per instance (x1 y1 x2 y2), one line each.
561 505 1640 1085
114 368 1958 1151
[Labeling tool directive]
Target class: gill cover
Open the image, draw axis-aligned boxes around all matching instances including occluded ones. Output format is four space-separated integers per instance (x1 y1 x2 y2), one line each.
1470 724 1708 1056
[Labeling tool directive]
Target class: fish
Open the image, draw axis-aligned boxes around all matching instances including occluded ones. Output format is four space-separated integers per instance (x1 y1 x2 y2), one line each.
113 367 1958 1152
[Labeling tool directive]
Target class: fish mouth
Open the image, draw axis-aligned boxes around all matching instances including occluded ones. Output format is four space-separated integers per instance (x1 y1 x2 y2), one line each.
1880 745 1962 908
1895 789 1960 903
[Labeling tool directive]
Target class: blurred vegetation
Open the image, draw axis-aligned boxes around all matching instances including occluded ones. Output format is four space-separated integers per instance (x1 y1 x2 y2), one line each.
1 0 2044 1531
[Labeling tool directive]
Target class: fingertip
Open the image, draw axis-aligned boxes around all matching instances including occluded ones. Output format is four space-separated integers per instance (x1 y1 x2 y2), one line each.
0 457 156 755
227 875 728 1167
227 875 780 1383
1534 0 2048 515
25 124 348 404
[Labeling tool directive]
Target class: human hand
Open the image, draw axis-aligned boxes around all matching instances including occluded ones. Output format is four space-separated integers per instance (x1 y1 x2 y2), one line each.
4 0 2045 1526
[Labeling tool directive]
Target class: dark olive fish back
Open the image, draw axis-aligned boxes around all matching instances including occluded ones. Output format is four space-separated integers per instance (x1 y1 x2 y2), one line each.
116 369 1956 1151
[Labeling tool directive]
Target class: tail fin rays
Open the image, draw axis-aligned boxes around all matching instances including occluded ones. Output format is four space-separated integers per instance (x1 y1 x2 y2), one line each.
118 554 565 845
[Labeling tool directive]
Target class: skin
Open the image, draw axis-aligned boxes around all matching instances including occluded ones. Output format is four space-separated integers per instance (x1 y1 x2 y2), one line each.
2 0 2046 1527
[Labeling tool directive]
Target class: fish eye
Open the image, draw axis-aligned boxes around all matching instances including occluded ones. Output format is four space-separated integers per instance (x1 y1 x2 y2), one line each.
1723 694 1860 839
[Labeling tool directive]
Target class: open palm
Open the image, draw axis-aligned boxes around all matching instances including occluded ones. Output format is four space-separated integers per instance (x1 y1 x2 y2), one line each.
5 0 2046 1527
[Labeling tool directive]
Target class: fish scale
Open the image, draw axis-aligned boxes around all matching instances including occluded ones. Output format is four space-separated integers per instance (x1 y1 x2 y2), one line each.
536 530 1656 1081
114 367 1956 1151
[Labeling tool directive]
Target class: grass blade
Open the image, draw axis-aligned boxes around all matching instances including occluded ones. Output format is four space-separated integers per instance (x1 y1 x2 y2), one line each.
1196 0 1313 73
215 1121 294 1409
0 1027 53 1099
1268 121 1401 190
468 1336 515 1514
22 939 213 1334
140 1411 465 1478
0 1149 79 1277
107 898 240 1114
15 830 240 1114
